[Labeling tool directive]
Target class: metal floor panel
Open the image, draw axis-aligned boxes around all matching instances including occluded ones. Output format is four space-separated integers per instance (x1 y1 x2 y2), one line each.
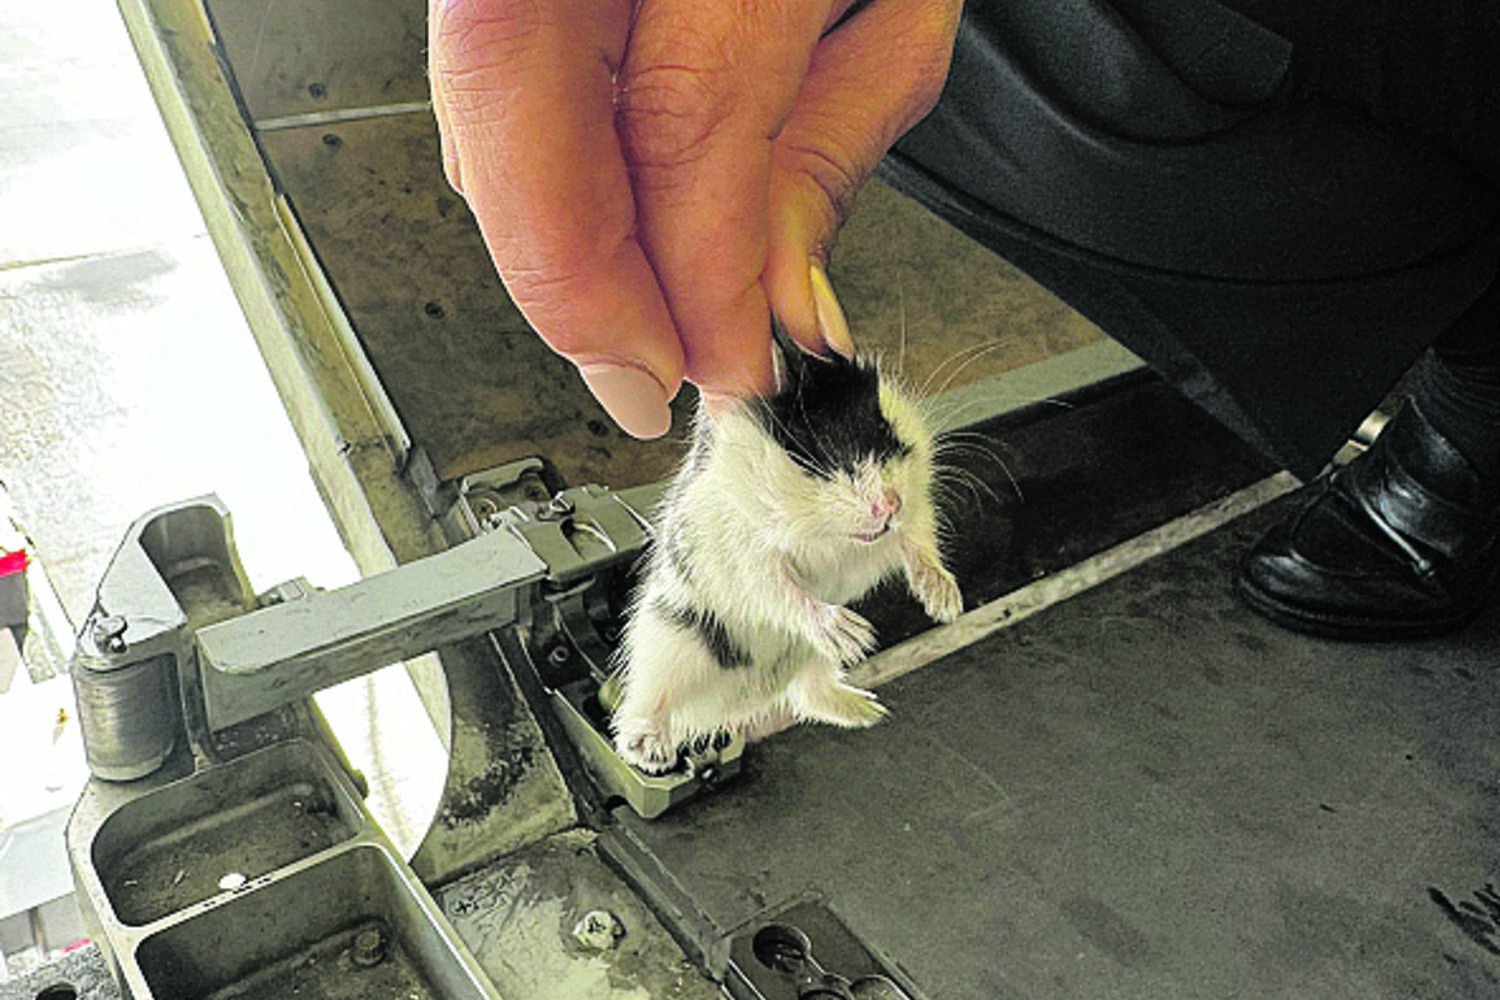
605 494 1500 999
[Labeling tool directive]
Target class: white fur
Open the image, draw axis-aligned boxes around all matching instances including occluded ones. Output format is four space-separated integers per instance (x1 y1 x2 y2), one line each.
611 369 963 773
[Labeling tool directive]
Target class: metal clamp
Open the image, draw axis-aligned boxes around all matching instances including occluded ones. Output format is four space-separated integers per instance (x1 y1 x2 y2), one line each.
460 472 746 818
72 478 743 818
70 496 251 781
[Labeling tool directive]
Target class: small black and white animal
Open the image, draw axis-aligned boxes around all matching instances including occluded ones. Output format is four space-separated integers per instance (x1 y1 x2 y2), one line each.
611 324 964 774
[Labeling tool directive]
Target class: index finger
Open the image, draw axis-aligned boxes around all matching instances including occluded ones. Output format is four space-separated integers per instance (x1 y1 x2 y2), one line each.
616 0 845 398
429 0 684 438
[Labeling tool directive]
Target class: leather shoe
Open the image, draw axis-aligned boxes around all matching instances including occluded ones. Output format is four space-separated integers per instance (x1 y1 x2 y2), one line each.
1235 400 1500 639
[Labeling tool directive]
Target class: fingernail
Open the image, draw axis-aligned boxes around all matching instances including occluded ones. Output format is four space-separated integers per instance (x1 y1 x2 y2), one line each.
810 261 855 359
579 363 673 439
440 138 464 195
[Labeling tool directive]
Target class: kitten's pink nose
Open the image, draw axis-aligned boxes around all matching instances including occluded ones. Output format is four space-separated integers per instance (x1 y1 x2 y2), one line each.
874 488 902 521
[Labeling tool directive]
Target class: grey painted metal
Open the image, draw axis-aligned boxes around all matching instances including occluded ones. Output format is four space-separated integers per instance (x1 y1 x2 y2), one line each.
67 736 501 1000
195 526 546 730
70 496 252 781
492 484 653 590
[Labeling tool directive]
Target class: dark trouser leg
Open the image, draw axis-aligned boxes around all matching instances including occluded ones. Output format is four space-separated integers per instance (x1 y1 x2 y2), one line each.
884 1 1500 636
1417 279 1500 482
887 0 1500 479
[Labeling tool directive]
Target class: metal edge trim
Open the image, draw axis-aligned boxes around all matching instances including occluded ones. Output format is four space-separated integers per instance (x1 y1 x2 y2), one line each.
849 471 1302 691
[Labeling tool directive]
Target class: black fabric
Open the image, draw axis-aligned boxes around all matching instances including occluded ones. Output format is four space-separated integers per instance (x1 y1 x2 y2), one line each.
884 0 1500 478
1414 357 1500 486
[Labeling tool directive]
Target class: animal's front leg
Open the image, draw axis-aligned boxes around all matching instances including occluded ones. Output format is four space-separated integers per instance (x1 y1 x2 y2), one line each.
901 531 963 624
774 560 877 664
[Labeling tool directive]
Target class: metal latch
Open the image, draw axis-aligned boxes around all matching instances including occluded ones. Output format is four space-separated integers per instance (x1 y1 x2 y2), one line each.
69 477 743 818
456 465 744 819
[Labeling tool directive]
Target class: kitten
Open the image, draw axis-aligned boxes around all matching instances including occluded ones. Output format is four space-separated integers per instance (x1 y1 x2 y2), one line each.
610 326 963 774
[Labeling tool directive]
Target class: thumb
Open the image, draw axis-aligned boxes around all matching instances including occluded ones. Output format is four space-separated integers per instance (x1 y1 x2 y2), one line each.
763 0 960 357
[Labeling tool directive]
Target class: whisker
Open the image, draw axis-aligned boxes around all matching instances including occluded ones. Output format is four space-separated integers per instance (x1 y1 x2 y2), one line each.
936 464 1005 508
934 424 1024 504
897 282 908 379
931 339 1023 398
916 338 1007 398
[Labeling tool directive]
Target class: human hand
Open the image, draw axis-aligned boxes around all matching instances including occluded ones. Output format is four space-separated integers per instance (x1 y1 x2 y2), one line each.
429 0 960 437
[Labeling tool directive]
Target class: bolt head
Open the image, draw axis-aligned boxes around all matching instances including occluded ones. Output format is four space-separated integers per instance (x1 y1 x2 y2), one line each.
92 615 128 653
572 909 625 950
351 926 386 967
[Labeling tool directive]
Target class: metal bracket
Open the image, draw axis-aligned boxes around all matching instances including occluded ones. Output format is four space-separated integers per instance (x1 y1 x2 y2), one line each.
71 477 744 819
69 496 252 780
457 471 745 819
193 526 547 730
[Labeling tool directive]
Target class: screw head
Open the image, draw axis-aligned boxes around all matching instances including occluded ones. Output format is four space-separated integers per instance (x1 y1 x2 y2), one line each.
351 926 386 968
572 909 625 950
92 615 128 654
536 495 575 521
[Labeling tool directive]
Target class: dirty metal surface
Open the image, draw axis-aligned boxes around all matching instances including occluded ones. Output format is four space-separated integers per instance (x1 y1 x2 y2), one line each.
256 106 1103 488
206 0 427 121
409 637 577 886
437 829 721 1000
607 492 1500 999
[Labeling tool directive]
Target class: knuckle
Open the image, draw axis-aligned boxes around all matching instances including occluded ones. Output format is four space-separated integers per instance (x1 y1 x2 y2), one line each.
431 0 545 109
617 50 737 174
782 141 864 227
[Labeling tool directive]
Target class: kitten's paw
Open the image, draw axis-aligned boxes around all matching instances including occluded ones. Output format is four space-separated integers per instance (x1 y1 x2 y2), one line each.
813 604 877 665
914 562 963 624
802 683 889 729
613 724 679 776
903 540 963 624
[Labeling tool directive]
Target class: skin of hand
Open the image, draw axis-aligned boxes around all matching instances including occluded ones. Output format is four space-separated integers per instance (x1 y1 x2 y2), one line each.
429 0 961 438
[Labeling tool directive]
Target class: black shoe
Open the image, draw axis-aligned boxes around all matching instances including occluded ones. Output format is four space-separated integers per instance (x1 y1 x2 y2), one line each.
1235 400 1500 640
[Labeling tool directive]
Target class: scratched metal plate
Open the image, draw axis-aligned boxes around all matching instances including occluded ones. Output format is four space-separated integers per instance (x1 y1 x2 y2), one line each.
206 0 428 121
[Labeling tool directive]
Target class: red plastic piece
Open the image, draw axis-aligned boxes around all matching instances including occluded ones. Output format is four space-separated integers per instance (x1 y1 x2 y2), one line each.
0 549 26 577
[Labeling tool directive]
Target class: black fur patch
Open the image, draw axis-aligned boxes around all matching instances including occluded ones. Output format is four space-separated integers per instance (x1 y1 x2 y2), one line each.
758 321 910 478
654 597 753 669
